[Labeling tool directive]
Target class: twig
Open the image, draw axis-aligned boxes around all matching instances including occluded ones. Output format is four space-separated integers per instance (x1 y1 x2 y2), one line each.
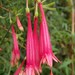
0 25 11 45
0 25 11 33
0 5 10 12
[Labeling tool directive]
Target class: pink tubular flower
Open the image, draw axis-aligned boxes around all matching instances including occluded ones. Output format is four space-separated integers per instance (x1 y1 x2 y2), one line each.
33 16 41 73
38 2 60 68
11 25 20 67
16 16 24 31
24 12 40 75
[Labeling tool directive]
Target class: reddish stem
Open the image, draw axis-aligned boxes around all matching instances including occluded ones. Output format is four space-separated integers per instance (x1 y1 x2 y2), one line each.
26 0 28 8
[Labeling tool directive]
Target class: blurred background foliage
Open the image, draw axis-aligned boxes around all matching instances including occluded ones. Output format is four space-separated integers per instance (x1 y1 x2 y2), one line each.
0 0 75 75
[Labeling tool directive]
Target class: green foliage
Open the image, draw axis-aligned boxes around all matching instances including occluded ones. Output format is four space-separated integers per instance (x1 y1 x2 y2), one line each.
0 0 75 75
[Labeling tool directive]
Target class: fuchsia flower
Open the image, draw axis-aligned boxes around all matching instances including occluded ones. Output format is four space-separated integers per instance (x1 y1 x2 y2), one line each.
38 2 60 68
24 12 40 75
11 25 20 67
33 16 41 72
16 16 24 31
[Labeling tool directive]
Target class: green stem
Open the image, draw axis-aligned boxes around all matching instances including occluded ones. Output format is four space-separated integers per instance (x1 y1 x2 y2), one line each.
7 65 11 75
42 0 46 3
35 2 38 17
26 0 29 13
43 2 55 7
71 0 75 35
43 6 56 11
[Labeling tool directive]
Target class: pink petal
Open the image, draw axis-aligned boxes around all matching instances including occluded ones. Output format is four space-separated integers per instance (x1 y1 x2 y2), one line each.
26 67 35 75
14 59 25 75
52 53 61 63
46 54 53 68
10 50 15 67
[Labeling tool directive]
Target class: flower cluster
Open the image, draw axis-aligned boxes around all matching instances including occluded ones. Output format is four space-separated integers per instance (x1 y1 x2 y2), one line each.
10 0 61 75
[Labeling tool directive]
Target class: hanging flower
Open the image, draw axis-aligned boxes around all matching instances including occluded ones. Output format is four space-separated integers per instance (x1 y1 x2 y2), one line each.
33 16 42 73
38 1 61 68
16 16 24 31
10 25 20 67
24 10 40 75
